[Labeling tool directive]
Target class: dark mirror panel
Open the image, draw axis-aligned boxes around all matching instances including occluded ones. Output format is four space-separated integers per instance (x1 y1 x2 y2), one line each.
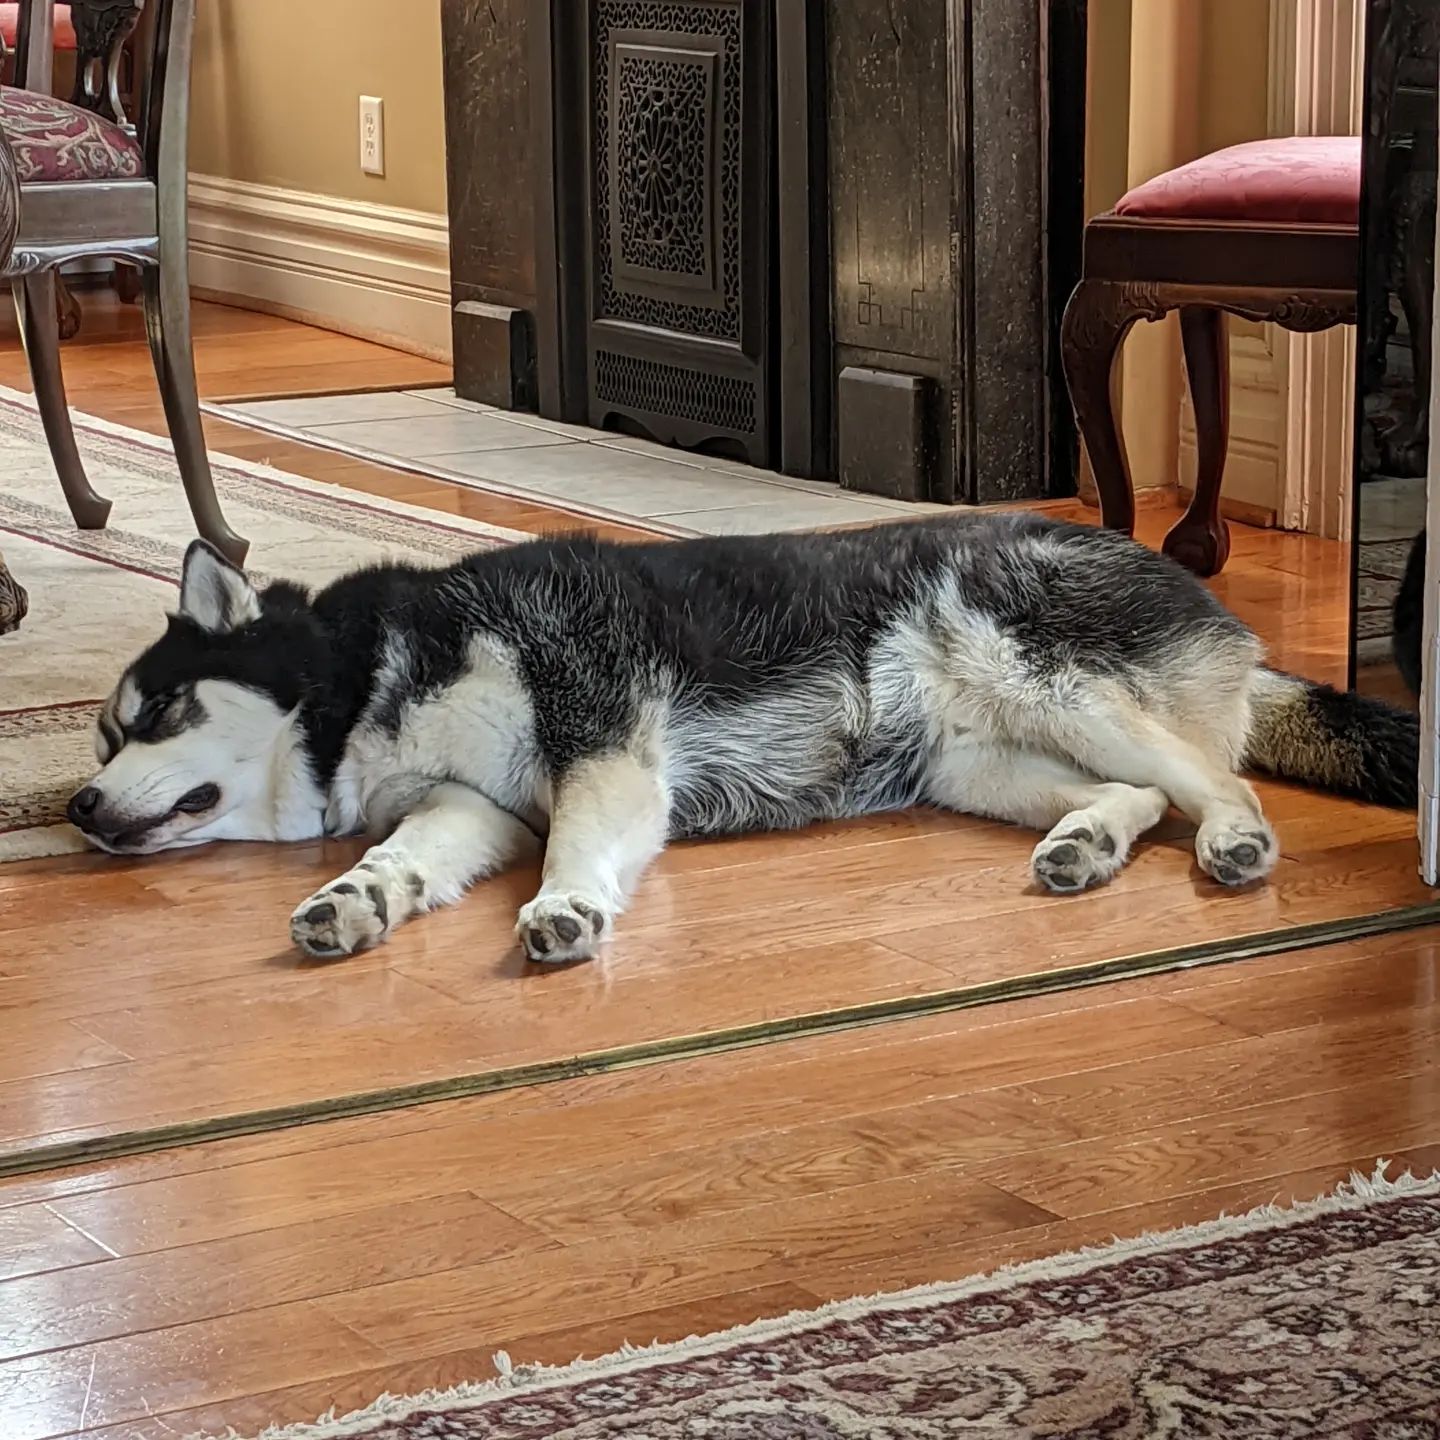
1353 0 1437 709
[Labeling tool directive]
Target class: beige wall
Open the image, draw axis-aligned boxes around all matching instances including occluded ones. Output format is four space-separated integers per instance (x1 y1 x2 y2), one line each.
1197 0 1272 157
1087 0 1272 198
1084 0 1133 220
190 0 448 215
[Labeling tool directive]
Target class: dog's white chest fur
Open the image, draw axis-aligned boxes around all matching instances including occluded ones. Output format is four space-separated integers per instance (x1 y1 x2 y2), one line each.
327 632 546 836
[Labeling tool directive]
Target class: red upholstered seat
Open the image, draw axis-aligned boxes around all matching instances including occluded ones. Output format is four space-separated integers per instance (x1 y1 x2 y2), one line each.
0 85 142 181
0 4 76 50
1115 136 1361 226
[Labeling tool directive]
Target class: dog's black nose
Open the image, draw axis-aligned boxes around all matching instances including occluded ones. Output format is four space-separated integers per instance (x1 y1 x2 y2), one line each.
67 785 102 828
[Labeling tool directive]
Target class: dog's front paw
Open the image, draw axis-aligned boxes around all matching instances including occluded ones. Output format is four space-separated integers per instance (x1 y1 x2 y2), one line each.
516 893 608 964
290 877 393 957
1196 816 1277 887
1032 822 1123 894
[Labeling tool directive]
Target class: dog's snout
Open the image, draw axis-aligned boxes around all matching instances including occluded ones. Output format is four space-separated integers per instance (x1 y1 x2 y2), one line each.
67 785 102 828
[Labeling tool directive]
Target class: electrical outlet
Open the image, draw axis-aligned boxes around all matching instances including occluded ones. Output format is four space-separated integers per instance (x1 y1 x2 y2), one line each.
359 95 385 176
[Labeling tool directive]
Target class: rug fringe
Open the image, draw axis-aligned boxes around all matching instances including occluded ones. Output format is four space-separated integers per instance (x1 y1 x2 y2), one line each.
190 1159 1440 1440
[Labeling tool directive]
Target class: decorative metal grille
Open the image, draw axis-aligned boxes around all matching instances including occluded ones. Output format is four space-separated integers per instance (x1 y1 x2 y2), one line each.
594 349 756 433
594 1 741 338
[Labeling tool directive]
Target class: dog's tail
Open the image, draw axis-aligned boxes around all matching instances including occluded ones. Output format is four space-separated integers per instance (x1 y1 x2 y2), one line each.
1243 667 1418 808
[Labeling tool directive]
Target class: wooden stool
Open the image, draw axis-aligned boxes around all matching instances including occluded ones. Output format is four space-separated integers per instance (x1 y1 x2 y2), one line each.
1061 137 1361 576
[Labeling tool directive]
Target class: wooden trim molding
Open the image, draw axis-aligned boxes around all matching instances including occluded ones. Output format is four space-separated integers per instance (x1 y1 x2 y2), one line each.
186 175 453 362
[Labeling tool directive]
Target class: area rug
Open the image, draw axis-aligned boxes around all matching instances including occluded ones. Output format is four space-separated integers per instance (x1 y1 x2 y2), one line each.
228 1164 1440 1440
0 383 522 863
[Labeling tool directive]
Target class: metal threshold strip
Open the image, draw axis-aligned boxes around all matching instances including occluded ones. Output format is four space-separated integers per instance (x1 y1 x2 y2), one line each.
4 899 1440 1180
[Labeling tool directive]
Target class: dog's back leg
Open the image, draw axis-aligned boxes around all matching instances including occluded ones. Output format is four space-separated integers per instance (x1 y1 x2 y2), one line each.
1041 693 1277 888
517 746 670 965
924 738 1168 893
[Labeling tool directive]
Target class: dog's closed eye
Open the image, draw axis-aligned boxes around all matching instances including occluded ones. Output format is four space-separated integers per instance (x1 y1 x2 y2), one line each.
136 692 174 725
96 713 123 763
129 687 204 742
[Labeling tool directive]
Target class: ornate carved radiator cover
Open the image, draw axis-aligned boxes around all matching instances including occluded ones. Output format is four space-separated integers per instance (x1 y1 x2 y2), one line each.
579 0 772 465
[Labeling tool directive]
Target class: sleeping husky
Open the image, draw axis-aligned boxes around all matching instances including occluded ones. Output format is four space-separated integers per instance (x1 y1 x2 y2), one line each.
71 514 1416 961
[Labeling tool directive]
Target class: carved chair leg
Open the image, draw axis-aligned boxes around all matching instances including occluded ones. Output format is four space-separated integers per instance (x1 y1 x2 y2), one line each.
0 547 28 636
13 274 112 530
1165 306 1231 577
55 273 81 341
1061 279 1148 536
113 262 141 305
139 260 249 565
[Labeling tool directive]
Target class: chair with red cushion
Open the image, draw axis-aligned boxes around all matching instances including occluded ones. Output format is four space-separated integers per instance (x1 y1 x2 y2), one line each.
1 1 141 128
0 3 75 54
0 1 143 337
0 0 247 562
1060 136 1360 576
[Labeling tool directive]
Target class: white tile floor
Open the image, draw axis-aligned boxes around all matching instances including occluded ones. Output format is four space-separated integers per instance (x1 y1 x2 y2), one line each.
214 388 952 535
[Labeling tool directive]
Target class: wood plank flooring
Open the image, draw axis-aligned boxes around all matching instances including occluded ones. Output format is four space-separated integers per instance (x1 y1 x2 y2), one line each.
0 297 1435 1437
0 295 1425 1165
0 759 1426 1166
3 922 1439 1440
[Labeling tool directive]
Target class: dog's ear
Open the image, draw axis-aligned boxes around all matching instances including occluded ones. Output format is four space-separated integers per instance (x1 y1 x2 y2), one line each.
177 540 261 634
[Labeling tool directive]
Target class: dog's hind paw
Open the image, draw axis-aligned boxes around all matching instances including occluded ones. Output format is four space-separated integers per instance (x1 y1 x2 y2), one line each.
1031 822 1124 894
516 892 608 964
1196 816 1277 887
290 877 393 957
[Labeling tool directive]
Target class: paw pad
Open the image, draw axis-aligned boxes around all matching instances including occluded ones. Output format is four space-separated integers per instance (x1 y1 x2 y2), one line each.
517 894 609 964
1032 824 1123 894
1197 819 1277 887
290 878 392 958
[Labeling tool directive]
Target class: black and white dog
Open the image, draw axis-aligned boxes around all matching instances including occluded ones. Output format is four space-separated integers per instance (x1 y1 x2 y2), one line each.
71 514 1416 961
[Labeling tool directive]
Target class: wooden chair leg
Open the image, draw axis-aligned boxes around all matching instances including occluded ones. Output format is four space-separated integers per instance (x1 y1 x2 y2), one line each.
13 273 112 530
113 262 141 305
55 273 82 340
139 260 249 565
0 547 28 635
1060 279 1147 536
1165 306 1231 577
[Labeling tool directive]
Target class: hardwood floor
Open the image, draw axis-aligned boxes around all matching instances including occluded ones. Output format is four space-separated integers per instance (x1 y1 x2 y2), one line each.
1 303 1425 1167
1 296 1435 1438
3 924 1440 1440
1 771 1426 1169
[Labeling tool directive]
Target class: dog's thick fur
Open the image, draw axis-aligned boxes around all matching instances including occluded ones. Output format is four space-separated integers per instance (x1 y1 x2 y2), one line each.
74 514 1418 960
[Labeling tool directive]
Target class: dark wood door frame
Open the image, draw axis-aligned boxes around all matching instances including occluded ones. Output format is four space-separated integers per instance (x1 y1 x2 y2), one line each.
945 0 1086 504
529 0 587 423
775 0 831 479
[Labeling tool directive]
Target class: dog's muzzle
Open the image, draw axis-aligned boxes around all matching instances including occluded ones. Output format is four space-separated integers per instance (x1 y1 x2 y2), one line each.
67 781 221 850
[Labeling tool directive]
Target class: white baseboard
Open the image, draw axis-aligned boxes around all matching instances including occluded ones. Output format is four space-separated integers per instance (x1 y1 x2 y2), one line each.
186 175 452 362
